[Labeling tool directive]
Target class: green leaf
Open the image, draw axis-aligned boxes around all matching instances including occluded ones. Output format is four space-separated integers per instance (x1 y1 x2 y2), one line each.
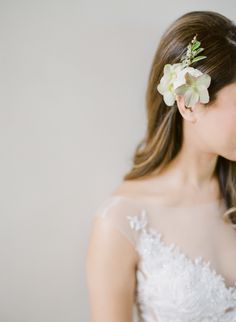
192 55 207 63
191 41 201 51
193 48 205 56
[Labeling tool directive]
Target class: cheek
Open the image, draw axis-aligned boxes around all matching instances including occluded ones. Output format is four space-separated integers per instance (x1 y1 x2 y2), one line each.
217 109 236 140
199 109 236 150
205 108 236 155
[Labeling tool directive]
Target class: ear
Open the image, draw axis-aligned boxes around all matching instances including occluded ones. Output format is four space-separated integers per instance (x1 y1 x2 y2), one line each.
175 95 197 123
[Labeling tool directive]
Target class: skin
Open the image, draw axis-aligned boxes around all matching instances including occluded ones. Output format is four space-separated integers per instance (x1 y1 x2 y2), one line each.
140 81 236 202
174 81 236 185
85 82 236 322
86 217 137 322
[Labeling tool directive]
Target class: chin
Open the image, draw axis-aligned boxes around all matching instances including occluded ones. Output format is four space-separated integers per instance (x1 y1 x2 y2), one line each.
219 152 236 162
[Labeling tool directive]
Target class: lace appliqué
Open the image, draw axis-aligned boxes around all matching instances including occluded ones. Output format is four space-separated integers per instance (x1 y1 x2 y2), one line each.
127 209 236 322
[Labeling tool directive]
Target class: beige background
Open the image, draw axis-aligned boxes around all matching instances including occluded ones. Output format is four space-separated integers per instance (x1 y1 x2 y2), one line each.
0 1 235 321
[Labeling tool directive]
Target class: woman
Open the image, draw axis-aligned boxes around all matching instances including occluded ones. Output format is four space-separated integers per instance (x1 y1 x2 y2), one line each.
86 10 236 322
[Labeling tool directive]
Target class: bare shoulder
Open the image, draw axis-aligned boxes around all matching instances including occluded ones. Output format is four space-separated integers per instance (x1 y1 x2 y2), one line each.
111 177 170 203
111 177 157 196
111 179 141 198
88 182 140 264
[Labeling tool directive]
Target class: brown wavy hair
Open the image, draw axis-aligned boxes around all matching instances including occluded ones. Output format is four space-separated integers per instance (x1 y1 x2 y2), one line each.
123 10 236 227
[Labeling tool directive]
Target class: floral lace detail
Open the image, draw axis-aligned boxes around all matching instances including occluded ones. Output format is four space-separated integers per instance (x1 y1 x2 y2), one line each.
127 209 236 322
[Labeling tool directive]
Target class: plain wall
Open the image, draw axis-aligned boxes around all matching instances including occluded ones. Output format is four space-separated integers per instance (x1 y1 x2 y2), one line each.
0 1 235 321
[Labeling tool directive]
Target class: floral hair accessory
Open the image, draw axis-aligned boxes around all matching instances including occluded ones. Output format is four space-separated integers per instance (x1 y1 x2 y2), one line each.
157 34 211 108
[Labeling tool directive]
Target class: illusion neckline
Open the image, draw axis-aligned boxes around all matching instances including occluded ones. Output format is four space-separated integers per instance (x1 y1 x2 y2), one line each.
150 225 236 291
130 208 236 292
110 194 225 210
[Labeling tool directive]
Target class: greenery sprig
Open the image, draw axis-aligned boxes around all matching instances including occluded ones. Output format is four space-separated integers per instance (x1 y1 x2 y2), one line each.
156 34 211 108
180 34 207 68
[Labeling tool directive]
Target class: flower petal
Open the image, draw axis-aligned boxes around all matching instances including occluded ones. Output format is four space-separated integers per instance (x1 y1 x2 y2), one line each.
161 77 172 88
157 82 166 95
184 89 199 108
196 74 211 88
163 64 172 74
163 90 175 106
199 87 210 103
185 72 198 85
175 84 189 96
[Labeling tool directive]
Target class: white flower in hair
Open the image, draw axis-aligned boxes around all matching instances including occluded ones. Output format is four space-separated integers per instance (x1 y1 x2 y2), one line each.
157 34 211 108
157 63 182 106
175 71 211 108
172 66 203 90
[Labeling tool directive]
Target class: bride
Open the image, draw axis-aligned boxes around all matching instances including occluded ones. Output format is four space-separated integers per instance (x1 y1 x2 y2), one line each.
86 10 236 322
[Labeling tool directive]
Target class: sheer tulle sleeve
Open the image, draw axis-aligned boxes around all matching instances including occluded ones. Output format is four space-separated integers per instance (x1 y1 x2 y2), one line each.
92 195 142 250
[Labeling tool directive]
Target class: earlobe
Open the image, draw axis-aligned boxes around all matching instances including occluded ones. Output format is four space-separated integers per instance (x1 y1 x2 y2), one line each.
176 95 196 122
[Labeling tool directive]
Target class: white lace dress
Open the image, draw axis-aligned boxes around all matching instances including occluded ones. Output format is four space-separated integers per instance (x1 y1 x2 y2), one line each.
92 195 236 322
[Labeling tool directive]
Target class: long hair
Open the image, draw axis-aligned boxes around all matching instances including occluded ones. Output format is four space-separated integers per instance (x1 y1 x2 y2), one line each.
123 10 236 227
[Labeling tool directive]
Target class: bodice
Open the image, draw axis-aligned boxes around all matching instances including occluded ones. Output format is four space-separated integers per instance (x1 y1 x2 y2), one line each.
93 195 236 321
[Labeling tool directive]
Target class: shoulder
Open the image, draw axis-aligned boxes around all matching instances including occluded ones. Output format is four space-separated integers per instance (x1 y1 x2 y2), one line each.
110 179 142 199
110 178 161 200
110 178 170 204
91 184 144 247
88 193 141 268
95 179 146 218
93 193 141 227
